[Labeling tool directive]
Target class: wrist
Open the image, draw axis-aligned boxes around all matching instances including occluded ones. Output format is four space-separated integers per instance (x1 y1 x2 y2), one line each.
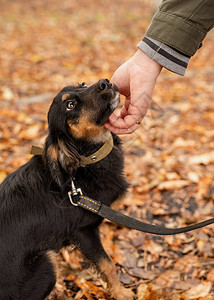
132 49 162 79
138 37 190 76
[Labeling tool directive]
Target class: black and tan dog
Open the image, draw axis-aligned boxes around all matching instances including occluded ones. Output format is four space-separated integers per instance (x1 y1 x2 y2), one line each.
0 79 134 300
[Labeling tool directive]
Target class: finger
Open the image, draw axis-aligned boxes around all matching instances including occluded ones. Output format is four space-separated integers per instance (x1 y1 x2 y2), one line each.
120 105 128 119
108 103 143 129
105 120 140 135
107 89 151 132
108 113 119 123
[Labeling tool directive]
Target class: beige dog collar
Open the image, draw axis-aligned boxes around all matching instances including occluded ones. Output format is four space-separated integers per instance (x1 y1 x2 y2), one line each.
30 134 114 166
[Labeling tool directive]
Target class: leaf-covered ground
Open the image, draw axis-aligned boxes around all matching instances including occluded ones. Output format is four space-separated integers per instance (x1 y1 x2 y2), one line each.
0 0 214 299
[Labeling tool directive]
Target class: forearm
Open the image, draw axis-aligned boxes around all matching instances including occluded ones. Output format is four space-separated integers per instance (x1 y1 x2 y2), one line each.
138 0 214 76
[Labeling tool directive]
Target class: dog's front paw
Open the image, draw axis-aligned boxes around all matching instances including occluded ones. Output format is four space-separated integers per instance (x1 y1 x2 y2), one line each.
110 286 134 300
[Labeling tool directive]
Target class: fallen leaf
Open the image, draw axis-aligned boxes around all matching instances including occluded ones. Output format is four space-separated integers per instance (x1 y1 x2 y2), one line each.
174 256 201 273
156 270 180 288
181 281 212 299
207 269 214 282
188 151 214 165
187 172 199 183
0 171 7 184
171 137 196 150
137 284 158 300
158 180 190 190
19 124 41 140
127 268 156 280
29 54 45 63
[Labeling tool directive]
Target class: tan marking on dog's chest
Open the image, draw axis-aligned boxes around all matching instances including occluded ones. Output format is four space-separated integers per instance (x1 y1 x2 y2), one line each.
46 250 58 277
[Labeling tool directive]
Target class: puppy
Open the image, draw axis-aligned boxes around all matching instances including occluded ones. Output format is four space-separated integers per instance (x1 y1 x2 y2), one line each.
0 79 134 300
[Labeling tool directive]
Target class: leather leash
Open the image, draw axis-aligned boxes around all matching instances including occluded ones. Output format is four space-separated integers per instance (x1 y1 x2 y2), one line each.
68 180 214 235
31 139 214 235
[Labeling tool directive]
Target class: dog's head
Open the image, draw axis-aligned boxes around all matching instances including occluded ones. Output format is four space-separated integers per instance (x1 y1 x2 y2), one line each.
48 79 119 141
45 79 120 182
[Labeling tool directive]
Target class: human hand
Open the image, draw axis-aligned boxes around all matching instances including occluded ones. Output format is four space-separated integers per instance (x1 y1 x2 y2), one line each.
105 50 162 134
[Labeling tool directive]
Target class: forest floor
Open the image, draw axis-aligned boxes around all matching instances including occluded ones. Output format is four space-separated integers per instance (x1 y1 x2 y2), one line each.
0 0 214 299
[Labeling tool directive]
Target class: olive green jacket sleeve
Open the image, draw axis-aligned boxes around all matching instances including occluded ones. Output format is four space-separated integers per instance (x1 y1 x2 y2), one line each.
145 0 214 56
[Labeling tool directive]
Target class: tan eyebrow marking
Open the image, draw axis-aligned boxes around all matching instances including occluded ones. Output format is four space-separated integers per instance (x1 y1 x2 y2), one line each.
62 93 70 101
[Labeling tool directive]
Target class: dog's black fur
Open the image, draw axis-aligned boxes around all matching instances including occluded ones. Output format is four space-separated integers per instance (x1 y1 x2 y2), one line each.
0 79 133 300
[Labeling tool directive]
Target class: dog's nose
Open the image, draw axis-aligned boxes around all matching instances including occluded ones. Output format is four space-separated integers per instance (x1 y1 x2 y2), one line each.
99 79 112 91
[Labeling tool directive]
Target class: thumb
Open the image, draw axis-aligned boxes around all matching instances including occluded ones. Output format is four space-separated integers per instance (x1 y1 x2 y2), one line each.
111 62 130 97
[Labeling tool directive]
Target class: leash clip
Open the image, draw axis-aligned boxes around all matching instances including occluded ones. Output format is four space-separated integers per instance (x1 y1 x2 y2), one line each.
68 180 82 206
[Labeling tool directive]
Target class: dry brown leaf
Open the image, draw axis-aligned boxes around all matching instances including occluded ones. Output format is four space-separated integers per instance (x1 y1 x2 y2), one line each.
144 239 163 256
158 180 190 190
0 171 7 184
196 176 213 199
181 281 212 299
187 172 199 183
165 172 180 180
29 54 45 63
66 275 107 299
127 268 156 280
61 248 82 270
19 124 41 140
174 256 201 273
171 137 196 150
137 284 158 300
137 283 148 300
188 151 214 165
155 270 180 288
207 269 214 282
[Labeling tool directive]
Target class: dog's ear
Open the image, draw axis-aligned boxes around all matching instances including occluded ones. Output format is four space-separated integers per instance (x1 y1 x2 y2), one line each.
44 137 82 186
57 138 81 172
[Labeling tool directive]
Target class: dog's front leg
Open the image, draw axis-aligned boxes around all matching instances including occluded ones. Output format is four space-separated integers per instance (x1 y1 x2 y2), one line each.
73 227 134 300
98 256 135 300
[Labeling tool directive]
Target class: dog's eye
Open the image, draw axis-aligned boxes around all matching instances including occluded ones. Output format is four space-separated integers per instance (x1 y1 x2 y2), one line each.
66 101 75 110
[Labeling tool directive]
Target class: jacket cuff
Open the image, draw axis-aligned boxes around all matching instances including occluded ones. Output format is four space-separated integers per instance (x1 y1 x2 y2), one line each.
145 11 207 56
137 37 190 76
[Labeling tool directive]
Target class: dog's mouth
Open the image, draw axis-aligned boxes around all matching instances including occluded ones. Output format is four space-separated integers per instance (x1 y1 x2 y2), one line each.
110 90 120 111
92 79 120 126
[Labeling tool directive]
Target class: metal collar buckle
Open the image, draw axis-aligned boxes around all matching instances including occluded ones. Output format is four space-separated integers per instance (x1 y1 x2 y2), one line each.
68 180 82 206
